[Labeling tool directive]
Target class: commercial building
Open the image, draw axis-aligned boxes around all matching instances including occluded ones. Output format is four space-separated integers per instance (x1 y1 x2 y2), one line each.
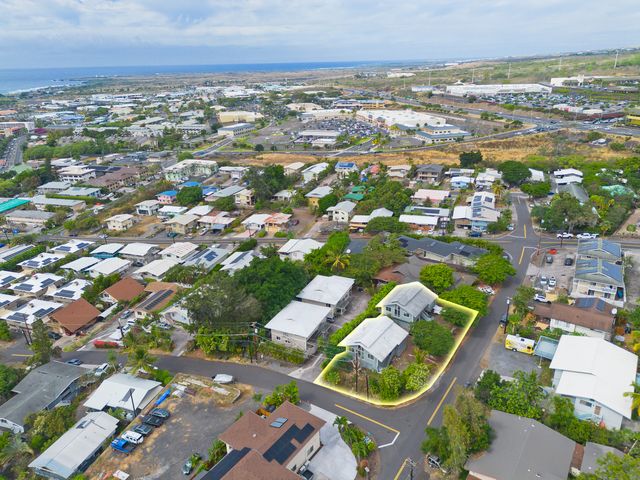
57 167 96 184
86 167 141 191
217 111 263 124
163 159 218 183
445 83 552 96
356 109 445 128
218 122 254 138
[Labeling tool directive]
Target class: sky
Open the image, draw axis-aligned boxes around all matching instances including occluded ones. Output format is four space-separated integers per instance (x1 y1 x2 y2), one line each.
0 0 639 69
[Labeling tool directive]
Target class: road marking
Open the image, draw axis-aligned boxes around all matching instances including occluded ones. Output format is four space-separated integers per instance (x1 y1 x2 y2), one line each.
334 404 400 434
11 354 30 357
523 224 527 238
518 247 526 265
393 458 409 480
427 377 457 426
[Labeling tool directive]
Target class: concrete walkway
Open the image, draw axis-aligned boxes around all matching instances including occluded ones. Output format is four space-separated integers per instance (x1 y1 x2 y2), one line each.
307 404 358 480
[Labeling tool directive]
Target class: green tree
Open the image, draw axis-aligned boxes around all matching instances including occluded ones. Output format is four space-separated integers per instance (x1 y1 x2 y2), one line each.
474 369 502 404
127 347 157 374
459 151 483 168
588 453 640 480
0 365 22 402
498 160 531 185
107 350 119 373
541 192 598 233
403 362 431 391
264 381 300 408
213 196 235 211
419 263 454 294
441 307 469 327
411 321 454 356
176 186 203 206
29 319 53 366
488 370 543 419
177 151 194 161
163 264 205 284
27 405 76 451
512 285 535 316
0 322 11 342
243 164 289 202
317 193 339 214
365 216 407 234
378 366 404 400
473 254 516 285
454 389 491 453
0 432 32 465
237 238 257 251
521 181 552 198
442 404 470 474
440 285 489 317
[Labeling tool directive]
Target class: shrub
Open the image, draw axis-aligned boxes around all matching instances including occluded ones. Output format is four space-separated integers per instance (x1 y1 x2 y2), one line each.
324 369 341 385
237 238 258 251
411 321 454 357
441 307 469 327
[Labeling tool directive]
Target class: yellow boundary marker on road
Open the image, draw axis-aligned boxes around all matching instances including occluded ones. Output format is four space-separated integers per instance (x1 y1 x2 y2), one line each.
334 403 400 434
314 299 478 407
427 377 457 425
523 224 527 238
393 458 409 480
518 246 526 265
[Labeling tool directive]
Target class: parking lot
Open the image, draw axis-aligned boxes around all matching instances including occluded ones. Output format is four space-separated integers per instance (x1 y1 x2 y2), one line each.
526 247 576 299
482 330 542 380
87 374 261 479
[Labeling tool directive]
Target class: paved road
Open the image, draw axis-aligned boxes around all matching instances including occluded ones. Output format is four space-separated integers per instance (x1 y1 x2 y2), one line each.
63 193 538 479
2 135 26 169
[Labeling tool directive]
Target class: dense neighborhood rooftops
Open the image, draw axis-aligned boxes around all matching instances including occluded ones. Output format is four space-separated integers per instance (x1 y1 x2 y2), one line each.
51 239 94 255
577 239 623 261
119 242 158 257
397 235 487 259
0 198 30 214
29 412 119 479
0 244 34 262
87 257 131 276
376 282 437 318
574 258 624 285
103 276 145 302
265 301 330 339
83 373 162 412
550 335 637 419
532 298 615 332
50 279 92 302
91 243 124 256
10 273 63 294
18 252 66 270
465 410 575 480
0 271 24 289
296 275 354 306
2 299 63 325
50 298 101 334
339 315 408 362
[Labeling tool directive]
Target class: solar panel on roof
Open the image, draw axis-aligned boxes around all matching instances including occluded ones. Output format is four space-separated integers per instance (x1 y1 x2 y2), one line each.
203 251 218 261
40 279 56 287
139 289 173 311
56 246 71 252
34 307 54 317
0 300 8 308
8 313 28 321
56 290 76 298
14 284 32 291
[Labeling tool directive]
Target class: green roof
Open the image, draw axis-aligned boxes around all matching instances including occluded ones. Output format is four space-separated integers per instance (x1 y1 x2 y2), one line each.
351 186 366 193
344 193 365 201
0 198 29 214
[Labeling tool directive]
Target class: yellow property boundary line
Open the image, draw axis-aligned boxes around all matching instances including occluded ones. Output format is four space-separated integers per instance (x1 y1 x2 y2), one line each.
313 298 479 407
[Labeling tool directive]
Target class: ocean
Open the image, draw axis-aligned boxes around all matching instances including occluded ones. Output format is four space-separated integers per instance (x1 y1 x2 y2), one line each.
0 61 395 94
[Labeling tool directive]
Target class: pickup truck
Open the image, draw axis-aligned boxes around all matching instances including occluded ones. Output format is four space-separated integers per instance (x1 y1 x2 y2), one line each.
110 438 136 454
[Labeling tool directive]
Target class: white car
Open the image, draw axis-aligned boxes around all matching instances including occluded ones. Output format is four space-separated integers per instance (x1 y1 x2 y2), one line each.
479 286 496 295
548 277 557 287
576 232 598 239
121 430 144 445
94 363 111 377
556 232 574 239
534 293 550 303
540 276 548 286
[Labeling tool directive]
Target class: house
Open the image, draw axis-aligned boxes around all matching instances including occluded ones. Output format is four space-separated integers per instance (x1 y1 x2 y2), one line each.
159 242 199 264
450 175 474 190
397 235 487 267
57 187 100 198
278 239 324 262
18 252 66 272
272 189 295 203
218 166 249 180
296 275 354 319
60 256 102 274
209 185 245 202
411 189 450 205
37 181 71 194
49 279 92 303
572 259 625 307
163 159 218 182
220 251 260 274
51 239 94 256
0 362 87 434
338 316 409 372
0 245 35 263
198 212 234 233
349 207 394 231
301 162 329 183
133 258 179 281
0 293 19 311
388 164 411 179
202 401 325 480
156 190 178 204
305 186 332 208
577 239 622 263
327 201 356 223
135 199 161 216
157 205 188 219
576 442 624 477
185 205 213 217
166 213 199 235
30 195 86 213
6 209 54 227
452 192 500 232
105 214 134 232
87 167 141 191
58 167 96 184
529 168 545 182
334 161 359 178
234 188 255 207
91 243 124 259
132 282 179 320
284 162 306 175
29 412 119 480
550 335 637 429
87 257 131 278
184 245 232 271
0 198 30 215
553 168 583 185
265 213 292 234
464 410 576 480
398 214 440 233
49 299 101 336
100 276 145 304
415 164 444 184
83 373 162 415
0 271 25 289
475 168 502 188
377 282 437 329
532 297 616 340
265 301 330 356
241 213 271 233
119 243 159 263
10 273 64 297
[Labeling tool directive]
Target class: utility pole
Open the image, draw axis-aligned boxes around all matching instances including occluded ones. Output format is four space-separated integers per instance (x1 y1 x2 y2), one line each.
407 458 416 480
614 50 619 69
428 70 431 86
365 373 369 400
471 68 475 83
558 57 562 71
351 353 360 393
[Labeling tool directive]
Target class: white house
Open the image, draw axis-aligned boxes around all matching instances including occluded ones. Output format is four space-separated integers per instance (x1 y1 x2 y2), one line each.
278 239 324 262
135 199 161 216
327 201 356 223
83 373 162 415
296 275 354 319
550 335 637 429
301 162 329 183
265 301 331 356
105 214 134 232
159 242 199 264
220 251 260 274
87 257 131 278
376 282 437 330
553 168 583 185
134 258 179 281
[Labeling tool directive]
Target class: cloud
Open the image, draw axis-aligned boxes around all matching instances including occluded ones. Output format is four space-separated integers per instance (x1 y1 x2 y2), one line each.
0 0 638 67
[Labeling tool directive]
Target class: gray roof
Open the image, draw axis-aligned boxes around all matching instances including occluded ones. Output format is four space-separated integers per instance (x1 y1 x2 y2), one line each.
212 185 245 198
377 282 436 317
557 183 589 203
580 442 624 475
329 201 356 213
465 410 575 480
577 239 622 261
575 259 624 286
339 315 408 362
0 362 86 428
397 235 487 259
416 164 444 174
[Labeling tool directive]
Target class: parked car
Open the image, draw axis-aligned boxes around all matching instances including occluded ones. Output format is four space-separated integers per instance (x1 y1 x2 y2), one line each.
66 358 83 366
167 232 178 238
156 322 171 330
110 438 136 454
499 313 508 326
507 224 515 231
142 415 164 427
132 423 154 436
150 408 170 419
468 231 482 238
556 232 573 239
121 430 144 445
212 374 235 384
534 293 550 303
539 276 548 286
182 453 201 475
545 254 554 264
564 255 574 266
576 232 598 239
47 331 62 340
94 363 111 377
121 310 132 319
548 277 557 287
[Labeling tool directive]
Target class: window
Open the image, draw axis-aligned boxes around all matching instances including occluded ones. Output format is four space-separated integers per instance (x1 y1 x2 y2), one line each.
579 399 593 408
368 353 374 359
308 445 314 454
275 336 281 341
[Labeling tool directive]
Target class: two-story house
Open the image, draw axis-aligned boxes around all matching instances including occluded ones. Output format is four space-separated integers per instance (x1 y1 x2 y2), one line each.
375 282 437 330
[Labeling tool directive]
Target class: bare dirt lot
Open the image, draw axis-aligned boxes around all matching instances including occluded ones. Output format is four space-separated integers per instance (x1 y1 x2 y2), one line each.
87 375 261 480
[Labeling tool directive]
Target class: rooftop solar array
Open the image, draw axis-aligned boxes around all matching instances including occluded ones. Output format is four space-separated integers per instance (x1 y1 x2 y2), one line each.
56 246 71 252
270 417 288 428
14 283 33 291
34 307 55 317
263 422 315 464
138 289 173 311
8 312 28 322
41 278 56 287
55 289 76 298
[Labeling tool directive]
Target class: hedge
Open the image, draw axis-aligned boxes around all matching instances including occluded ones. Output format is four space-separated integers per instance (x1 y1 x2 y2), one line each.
258 340 305 364
430 235 504 255
328 282 397 346
0 245 46 272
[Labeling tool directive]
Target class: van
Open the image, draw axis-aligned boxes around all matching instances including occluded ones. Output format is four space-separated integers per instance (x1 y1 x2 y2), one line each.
121 430 144 445
505 334 535 355
94 363 110 377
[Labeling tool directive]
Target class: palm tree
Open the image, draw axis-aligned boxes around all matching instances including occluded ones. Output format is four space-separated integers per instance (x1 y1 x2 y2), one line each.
333 416 348 432
0 434 32 466
326 252 351 272
624 382 640 416
127 347 157 375
491 183 505 199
